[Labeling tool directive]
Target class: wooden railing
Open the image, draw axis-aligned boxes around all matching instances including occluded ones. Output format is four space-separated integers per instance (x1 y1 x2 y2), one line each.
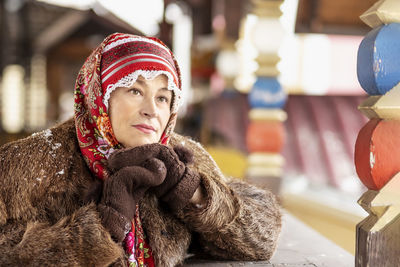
354 0 400 265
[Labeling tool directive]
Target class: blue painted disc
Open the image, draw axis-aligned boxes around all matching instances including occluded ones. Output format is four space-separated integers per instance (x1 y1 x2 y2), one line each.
249 77 286 108
357 23 400 95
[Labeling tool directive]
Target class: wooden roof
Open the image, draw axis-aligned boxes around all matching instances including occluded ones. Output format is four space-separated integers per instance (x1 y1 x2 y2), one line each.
295 0 379 35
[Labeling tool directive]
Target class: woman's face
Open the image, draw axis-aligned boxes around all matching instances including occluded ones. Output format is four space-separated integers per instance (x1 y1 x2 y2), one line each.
108 74 172 148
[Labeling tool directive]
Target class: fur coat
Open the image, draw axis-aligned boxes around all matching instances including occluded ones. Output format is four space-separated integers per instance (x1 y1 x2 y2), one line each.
0 119 281 266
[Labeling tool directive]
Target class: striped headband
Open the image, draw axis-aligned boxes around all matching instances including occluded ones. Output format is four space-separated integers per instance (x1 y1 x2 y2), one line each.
100 34 182 112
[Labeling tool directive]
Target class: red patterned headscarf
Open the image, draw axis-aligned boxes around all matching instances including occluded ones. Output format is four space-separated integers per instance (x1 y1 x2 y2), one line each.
74 33 182 180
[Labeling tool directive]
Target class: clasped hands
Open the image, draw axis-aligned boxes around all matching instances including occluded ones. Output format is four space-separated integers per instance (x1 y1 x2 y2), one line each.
97 143 201 243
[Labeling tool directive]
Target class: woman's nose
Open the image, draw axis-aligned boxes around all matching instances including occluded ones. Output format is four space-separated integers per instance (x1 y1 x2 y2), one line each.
140 97 157 117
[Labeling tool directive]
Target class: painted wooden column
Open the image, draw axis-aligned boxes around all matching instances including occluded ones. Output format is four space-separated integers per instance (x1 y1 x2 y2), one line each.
355 0 400 265
245 0 287 194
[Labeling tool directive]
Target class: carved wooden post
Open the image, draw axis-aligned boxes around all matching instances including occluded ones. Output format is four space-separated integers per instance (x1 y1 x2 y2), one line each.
355 0 400 265
245 0 287 195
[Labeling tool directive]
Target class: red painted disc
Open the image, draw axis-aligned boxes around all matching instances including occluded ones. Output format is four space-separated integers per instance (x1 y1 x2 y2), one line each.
355 118 400 190
246 121 285 153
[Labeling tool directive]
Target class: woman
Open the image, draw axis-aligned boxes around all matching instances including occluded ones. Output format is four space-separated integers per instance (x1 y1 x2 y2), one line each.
0 33 281 266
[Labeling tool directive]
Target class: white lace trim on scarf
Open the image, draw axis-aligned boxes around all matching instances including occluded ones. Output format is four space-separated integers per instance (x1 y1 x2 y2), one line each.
103 36 171 54
102 70 182 113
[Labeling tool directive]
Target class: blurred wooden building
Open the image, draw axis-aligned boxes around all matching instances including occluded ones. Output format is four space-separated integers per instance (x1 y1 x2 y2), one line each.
0 0 141 144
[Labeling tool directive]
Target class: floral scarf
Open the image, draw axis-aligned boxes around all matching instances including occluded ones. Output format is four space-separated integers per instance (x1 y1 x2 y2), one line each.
74 33 182 266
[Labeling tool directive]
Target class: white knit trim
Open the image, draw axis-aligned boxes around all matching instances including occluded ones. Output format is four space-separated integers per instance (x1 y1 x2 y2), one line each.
103 70 182 113
103 36 171 54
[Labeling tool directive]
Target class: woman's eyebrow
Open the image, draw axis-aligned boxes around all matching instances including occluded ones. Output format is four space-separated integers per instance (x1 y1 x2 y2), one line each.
160 88 172 96
135 79 145 85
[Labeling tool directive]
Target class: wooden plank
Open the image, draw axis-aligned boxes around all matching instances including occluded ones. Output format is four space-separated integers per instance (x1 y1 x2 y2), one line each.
284 192 363 254
34 10 89 53
318 0 377 25
356 173 400 266
358 95 382 119
358 83 400 120
295 0 375 34
360 0 400 28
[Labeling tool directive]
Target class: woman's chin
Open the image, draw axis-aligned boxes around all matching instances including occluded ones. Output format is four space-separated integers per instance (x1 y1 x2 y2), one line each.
121 137 158 148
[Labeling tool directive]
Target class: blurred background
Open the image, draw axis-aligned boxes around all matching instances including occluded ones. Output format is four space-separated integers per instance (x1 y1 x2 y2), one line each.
0 0 375 255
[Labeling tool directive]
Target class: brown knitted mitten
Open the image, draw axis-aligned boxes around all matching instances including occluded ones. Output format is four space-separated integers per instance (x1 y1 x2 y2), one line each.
106 143 201 212
99 157 166 243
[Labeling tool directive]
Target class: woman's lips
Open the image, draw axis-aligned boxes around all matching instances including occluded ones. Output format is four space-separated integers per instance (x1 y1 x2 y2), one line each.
133 124 156 134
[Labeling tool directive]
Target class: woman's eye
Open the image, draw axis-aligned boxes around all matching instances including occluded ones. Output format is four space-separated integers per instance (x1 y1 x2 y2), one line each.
158 96 170 103
128 89 141 95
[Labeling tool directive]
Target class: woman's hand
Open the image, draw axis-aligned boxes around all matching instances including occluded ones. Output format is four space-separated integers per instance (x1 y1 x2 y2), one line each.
98 155 167 243
107 143 202 212
152 145 202 211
